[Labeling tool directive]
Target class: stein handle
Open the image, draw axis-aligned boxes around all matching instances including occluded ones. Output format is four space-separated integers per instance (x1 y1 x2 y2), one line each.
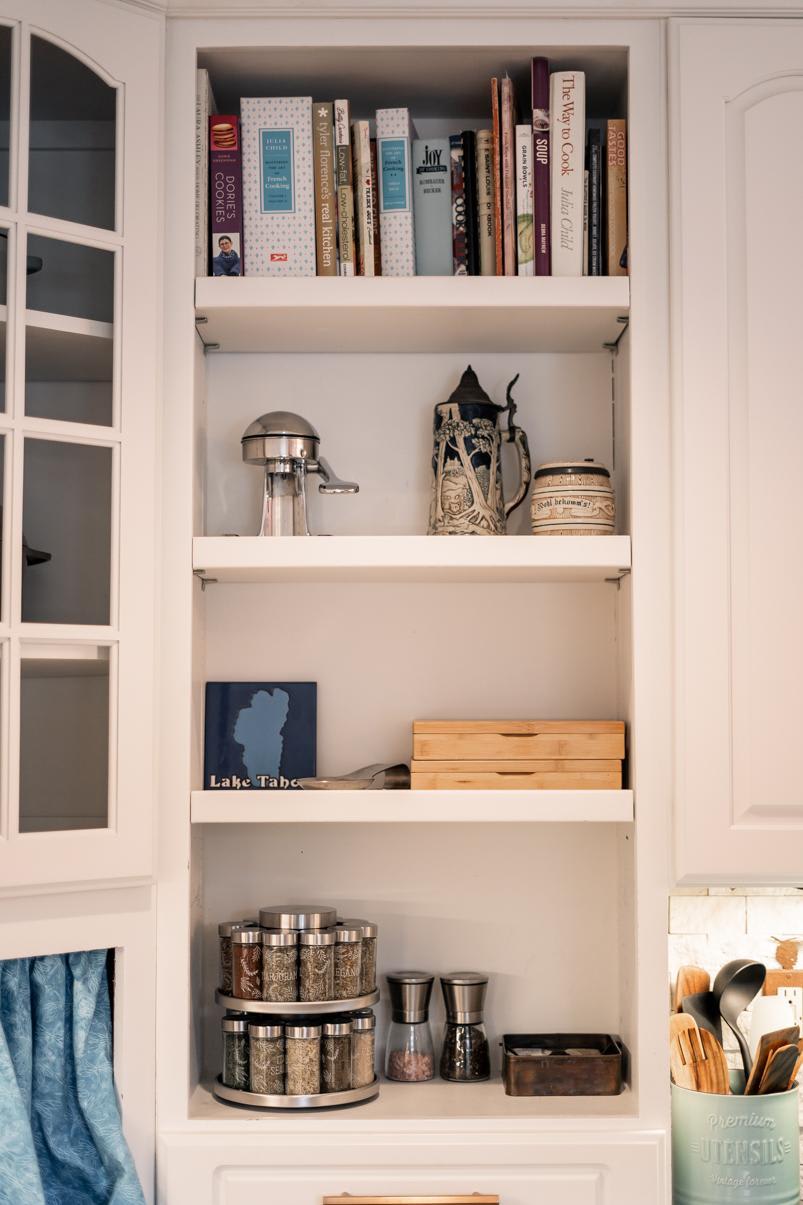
504 422 532 517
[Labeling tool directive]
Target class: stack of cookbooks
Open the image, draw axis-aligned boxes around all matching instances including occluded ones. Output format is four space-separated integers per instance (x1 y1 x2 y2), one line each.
195 59 628 279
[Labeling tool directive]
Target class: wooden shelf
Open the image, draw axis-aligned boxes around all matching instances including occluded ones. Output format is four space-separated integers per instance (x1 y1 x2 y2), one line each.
188 1079 636 1131
193 535 631 585
194 276 630 354
191 788 634 824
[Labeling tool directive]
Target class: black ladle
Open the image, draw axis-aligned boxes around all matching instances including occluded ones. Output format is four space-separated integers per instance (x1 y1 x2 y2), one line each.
681 990 723 1044
712 959 766 1077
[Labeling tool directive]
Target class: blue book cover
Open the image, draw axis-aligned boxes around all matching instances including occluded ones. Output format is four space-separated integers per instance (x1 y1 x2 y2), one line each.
412 137 452 276
204 681 316 789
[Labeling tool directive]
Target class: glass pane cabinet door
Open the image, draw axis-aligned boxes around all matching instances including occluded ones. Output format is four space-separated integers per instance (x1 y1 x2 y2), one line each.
0 7 160 890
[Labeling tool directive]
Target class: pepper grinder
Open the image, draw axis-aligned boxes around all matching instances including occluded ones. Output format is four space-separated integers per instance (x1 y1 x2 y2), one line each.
439 972 491 1082
384 972 435 1082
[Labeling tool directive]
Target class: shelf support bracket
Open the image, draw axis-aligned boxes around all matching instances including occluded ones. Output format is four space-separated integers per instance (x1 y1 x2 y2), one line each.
604 568 631 589
194 315 220 353
193 569 218 591
602 315 629 353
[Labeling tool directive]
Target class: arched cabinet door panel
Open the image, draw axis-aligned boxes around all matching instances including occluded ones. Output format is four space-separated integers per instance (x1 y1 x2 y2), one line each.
0 0 161 889
671 20 803 882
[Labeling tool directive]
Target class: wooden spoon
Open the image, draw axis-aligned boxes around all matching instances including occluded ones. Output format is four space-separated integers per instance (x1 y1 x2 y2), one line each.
673 966 711 1014
697 1029 730 1094
744 1025 799 1095
757 1043 799 1095
784 1038 803 1090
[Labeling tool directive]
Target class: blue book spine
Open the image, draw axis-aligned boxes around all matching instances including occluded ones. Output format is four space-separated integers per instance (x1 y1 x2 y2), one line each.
412 137 452 276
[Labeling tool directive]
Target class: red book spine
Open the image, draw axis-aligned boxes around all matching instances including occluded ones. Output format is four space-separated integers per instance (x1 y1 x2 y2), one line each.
531 57 551 276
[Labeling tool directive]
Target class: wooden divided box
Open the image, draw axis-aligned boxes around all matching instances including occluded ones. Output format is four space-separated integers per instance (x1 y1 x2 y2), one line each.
411 720 625 790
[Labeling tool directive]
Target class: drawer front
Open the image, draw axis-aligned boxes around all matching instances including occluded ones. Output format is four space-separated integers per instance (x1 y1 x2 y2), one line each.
159 1134 665 1205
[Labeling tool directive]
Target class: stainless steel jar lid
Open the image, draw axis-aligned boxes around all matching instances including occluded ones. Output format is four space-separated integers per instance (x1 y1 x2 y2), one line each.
248 1023 284 1038
322 1020 352 1037
221 1018 249 1033
352 1013 376 1031
218 919 259 937
339 917 378 938
260 929 298 947
386 971 435 1023
299 929 336 946
286 1023 322 1040
231 926 263 945
334 925 363 943
259 905 337 931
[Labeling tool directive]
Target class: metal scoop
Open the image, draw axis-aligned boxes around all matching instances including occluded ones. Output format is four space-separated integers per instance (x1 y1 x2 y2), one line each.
298 763 410 790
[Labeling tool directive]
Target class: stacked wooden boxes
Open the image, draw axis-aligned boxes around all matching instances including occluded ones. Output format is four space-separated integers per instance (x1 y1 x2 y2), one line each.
411 721 625 789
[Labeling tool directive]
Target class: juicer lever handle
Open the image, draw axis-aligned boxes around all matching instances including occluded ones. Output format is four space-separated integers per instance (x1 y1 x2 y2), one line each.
315 456 359 495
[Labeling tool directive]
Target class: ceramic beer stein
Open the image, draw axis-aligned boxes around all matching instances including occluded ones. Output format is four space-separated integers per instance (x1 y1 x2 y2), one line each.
428 366 531 536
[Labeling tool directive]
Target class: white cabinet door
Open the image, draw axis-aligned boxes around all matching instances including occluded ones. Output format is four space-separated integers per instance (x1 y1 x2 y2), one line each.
671 19 803 882
0 0 161 888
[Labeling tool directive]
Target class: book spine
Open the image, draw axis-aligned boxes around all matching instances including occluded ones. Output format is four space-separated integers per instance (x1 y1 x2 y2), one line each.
351 120 374 276
334 100 355 276
606 118 628 276
583 167 589 275
313 102 337 276
588 129 603 276
449 134 469 276
475 130 495 276
461 130 479 275
209 116 244 276
501 77 517 275
240 96 315 277
550 70 586 276
376 108 415 276
369 138 382 275
195 69 215 276
412 138 452 276
531 56 551 276
490 79 503 275
515 124 533 277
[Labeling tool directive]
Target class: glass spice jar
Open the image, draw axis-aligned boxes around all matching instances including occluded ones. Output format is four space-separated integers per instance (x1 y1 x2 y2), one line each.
285 1023 322 1096
261 929 298 1003
231 926 263 1000
439 972 491 1083
298 929 335 1001
351 1011 376 1089
221 1017 250 1090
340 917 378 995
218 919 259 995
333 924 362 1000
321 1019 352 1093
248 1022 285 1096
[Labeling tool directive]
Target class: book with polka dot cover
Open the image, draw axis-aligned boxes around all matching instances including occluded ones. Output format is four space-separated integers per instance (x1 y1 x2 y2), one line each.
240 96 316 277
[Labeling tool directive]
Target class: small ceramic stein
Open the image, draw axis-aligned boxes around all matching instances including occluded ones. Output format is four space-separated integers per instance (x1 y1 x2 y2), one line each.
530 459 615 536
428 366 531 536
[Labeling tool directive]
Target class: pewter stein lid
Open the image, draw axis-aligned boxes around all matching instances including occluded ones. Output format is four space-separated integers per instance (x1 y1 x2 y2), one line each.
386 971 435 1023
444 365 499 410
533 459 611 480
440 971 488 1024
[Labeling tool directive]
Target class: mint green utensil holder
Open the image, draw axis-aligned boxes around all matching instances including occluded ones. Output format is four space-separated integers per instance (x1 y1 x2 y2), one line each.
672 1082 800 1204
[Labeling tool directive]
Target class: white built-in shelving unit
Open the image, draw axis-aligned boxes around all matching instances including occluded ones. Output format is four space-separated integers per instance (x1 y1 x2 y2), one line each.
157 14 671 1205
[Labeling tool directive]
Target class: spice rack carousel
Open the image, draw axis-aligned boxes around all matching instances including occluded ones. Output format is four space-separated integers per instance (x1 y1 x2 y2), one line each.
216 909 381 1110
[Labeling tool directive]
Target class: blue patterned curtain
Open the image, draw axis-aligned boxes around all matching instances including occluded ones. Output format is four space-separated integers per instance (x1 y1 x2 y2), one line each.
0 950 145 1205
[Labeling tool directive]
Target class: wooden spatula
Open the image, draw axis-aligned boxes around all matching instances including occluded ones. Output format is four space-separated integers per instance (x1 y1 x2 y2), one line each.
697 1029 730 1094
757 1043 800 1095
744 1025 800 1095
786 1039 803 1090
670 1027 706 1090
673 966 711 1014
670 1013 700 1044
